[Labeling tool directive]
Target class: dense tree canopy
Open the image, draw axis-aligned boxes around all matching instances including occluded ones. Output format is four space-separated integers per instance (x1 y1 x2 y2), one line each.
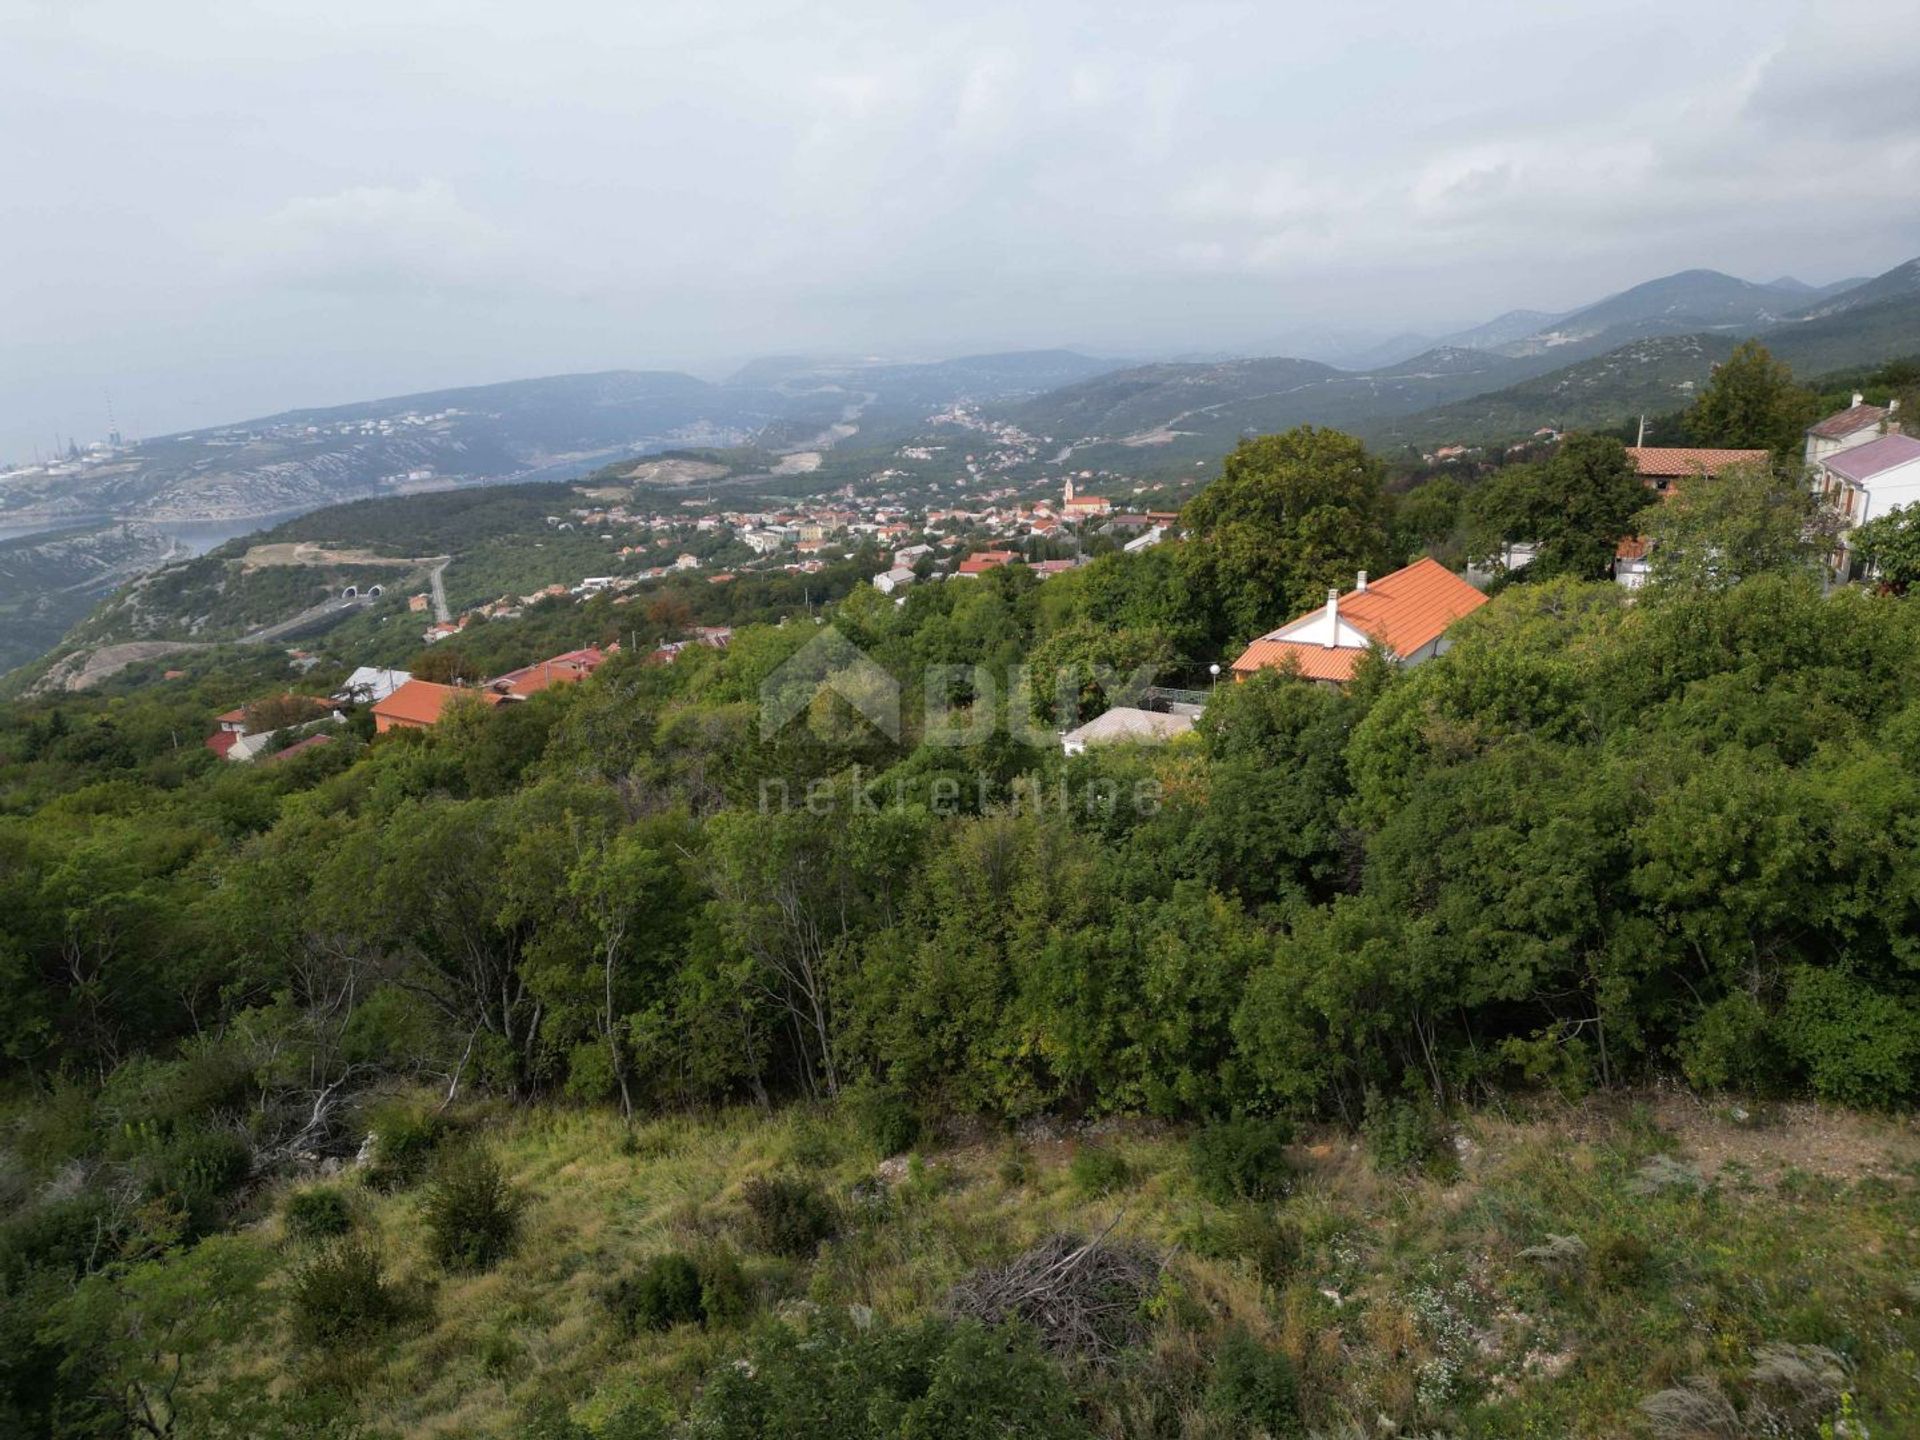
1684 340 1819 459
1178 427 1393 643
1639 459 1838 590
7 424 1920 1435
1468 433 1648 580
1853 504 1920 593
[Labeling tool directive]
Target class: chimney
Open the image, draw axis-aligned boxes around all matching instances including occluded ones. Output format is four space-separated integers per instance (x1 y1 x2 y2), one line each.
1323 588 1339 648
1356 570 1369 592
1852 392 1865 408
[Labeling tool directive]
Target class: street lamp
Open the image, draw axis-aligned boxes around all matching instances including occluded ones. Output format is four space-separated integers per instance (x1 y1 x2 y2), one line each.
1209 661 1220 695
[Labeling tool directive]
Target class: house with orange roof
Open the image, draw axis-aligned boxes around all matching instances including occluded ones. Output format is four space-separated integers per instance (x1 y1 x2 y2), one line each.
1061 476 1110 517
1231 558 1489 686
370 679 505 734
1604 446 1771 586
1626 446 1770 490
955 550 1019 577
485 646 608 699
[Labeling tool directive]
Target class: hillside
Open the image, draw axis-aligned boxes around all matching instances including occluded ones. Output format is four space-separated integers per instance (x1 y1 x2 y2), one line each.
0 353 1123 532
1766 291 1920 374
1492 269 1821 359
6 558 1920 1439
1384 283 1920 447
1003 350 1544 467
1377 334 1739 446
156 1095 1920 1437
1786 258 1920 320
991 258 1919 463
0 522 181 674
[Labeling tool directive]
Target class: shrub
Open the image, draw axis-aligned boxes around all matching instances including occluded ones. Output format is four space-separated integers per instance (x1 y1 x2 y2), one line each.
0 1193 120 1280
785 1115 843 1170
843 1079 921 1157
690 1314 1088 1438
1206 1327 1304 1438
290 1239 406 1348
518 1400 591 1440
1778 965 1920 1107
1189 1117 1294 1203
1068 1144 1131 1198
596 1403 674 1440
1590 1230 1653 1290
1361 1089 1445 1175
739 1174 839 1257
1681 993 1782 1094
362 1100 445 1192
148 1125 253 1235
997 1143 1034 1188
1228 1207 1302 1288
698 1244 754 1325
609 1252 705 1332
284 1186 354 1241
423 1147 524 1273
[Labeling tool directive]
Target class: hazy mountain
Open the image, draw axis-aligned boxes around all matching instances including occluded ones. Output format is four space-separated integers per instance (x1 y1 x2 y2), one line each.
1378 260 1920 445
0 522 178 674
1012 256 1920 458
1002 346 1547 469
1764 290 1920 374
1323 332 1438 370
1765 275 1868 300
0 351 1121 530
1377 334 1740 447
1784 258 1920 320
814 350 1126 408
1491 269 1812 357
1432 308 1573 353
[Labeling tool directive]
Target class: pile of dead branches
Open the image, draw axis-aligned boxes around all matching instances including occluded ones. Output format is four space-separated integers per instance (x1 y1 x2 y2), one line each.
946 1223 1162 1363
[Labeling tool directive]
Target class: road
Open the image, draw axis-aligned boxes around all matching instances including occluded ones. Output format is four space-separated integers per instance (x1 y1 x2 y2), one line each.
427 558 451 624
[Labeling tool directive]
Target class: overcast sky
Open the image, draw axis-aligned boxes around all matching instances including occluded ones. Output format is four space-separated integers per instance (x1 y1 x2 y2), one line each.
4 0 1918 459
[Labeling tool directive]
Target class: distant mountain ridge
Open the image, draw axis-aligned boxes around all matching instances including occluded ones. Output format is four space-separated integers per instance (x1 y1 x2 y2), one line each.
1003 256 1920 459
1383 272 1920 446
1784 258 1920 320
0 351 1125 529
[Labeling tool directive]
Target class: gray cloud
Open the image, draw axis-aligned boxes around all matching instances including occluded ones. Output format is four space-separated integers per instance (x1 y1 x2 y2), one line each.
2 0 1917 456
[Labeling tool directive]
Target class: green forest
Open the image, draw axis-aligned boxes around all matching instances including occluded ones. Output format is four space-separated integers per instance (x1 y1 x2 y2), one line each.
4 390 1920 1436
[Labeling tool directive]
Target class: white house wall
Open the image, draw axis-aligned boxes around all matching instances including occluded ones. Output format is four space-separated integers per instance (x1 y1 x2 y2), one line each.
1264 609 1373 650
1856 462 1920 527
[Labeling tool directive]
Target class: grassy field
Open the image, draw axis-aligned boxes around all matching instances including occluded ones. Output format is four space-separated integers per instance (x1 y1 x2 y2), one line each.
250 1091 1920 1438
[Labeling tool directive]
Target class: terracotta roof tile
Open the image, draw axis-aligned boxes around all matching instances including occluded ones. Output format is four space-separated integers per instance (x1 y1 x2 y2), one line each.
1230 642 1366 683
1230 556 1488 680
265 733 334 762
1627 446 1769 478
1808 403 1890 440
1334 556 1488 656
488 646 608 697
371 679 503 728
957 550 1019 575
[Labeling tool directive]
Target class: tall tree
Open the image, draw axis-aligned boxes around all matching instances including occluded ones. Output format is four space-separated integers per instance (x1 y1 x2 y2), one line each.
1470 433 1649 581
1851 504 1920 593
1685 340 1818 459
1178 427 1392 644
1640 459 1838 590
